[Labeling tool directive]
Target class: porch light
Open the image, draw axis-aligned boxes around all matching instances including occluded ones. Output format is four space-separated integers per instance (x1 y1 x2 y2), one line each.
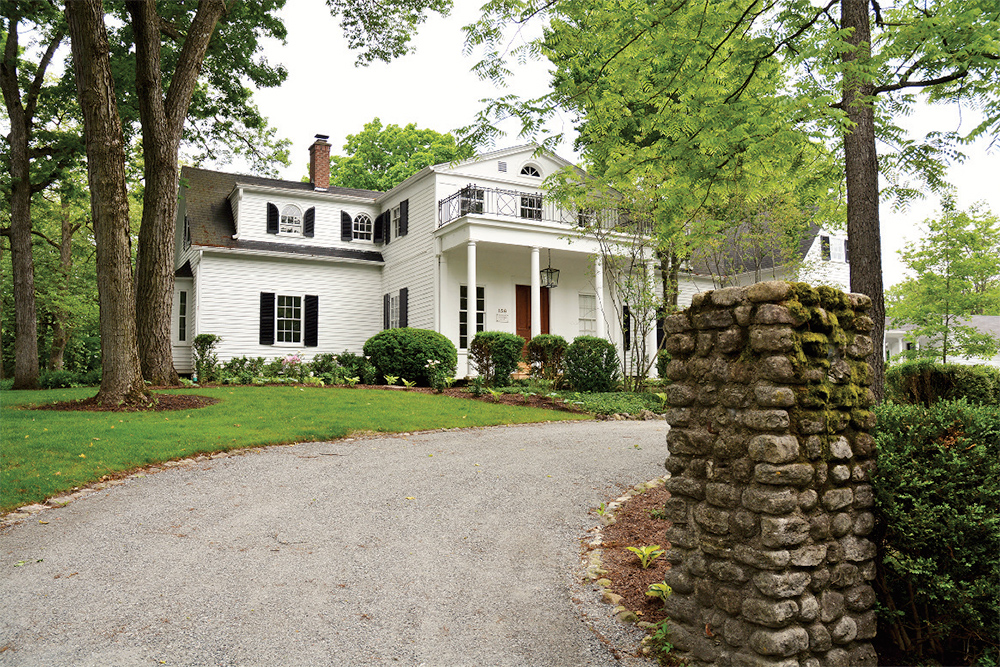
540 250 560 288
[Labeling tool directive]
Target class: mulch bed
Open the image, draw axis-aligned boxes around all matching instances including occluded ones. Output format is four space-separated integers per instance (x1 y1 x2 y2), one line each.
33 393 219 413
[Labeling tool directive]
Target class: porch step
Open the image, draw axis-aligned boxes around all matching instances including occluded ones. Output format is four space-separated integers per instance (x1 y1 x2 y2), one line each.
511 362 531 381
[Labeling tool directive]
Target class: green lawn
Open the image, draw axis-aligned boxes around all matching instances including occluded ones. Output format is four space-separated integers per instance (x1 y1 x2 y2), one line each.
1 386 588 513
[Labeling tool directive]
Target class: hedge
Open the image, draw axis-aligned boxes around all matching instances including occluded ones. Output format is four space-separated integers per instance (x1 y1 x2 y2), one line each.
886 359 1000 406
526 334 567 384
363 328 457 386
565 335 620 392
469 331 524 387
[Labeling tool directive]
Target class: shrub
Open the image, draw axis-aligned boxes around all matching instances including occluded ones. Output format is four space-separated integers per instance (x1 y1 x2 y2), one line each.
80 368 101 386
336 350 378 385
310 353 339 376
221 356 266 385
363 328 457 386
468 331 524 387
39 369 79 389
873 400 1000 666
656 348 671 380
526 334 567 384
192 333 222 382
886 359 1000 406
565 336 620 392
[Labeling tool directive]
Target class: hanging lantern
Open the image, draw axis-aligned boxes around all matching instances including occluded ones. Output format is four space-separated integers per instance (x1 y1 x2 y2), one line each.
540 249 560 288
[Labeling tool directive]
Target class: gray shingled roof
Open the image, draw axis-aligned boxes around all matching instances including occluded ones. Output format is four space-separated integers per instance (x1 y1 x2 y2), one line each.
179 166 384 263
687 221 821 276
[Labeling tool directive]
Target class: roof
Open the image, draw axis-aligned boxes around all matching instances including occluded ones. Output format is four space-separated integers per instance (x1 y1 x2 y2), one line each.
687 221 821 276
886 315 1000 336
179 166 383 262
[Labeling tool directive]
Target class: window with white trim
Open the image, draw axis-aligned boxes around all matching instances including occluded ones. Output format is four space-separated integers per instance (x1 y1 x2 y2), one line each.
389 293 400 329
520 164 541 177
459 285 485 349
353 212 373 241
280 205 302 235
276 295 302 343
820 235 831 261
178 291 188 342
520 194 542 220
578 293 597 335
392 205 401 238
831 237 845 262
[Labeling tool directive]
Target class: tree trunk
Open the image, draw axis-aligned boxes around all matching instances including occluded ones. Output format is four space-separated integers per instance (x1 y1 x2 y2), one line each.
48 192 76 371
66 0 148 406
842 0 886 403
128 0 225 386
1 13 39 389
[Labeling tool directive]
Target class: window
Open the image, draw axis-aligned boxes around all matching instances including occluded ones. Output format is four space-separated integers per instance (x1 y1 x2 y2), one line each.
579 294 597 335
391 205 401 238
460 186 484 215
459 285 485 349
183 215 191 249
845 239 850 264
831 237 845 262
353 213 373 241
820 235 831 261
389 293 400 329
178 291 188 342
280 205 302 235
520 165 541 177
520 194 542 220
277 295 302 343
577 208 597 228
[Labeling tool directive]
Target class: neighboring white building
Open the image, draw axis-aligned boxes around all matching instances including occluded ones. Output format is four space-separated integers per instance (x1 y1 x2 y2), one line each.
884 316 1000 367
171 138 850 376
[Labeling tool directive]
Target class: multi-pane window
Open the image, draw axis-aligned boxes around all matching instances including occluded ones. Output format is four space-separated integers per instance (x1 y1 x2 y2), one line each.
520 165 541 177
389 293 400 329
459 285 485 349
277 295 302 343
520 194 542 220
280 205 302 235
578 294 597 335
831 238 845 262
392 205 401 238
460 186 484 215
178 291 188 342
820 235 831 261
353 213 373 240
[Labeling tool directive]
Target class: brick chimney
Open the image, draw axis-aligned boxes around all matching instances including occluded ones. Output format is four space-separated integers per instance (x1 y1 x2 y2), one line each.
309 134 331 191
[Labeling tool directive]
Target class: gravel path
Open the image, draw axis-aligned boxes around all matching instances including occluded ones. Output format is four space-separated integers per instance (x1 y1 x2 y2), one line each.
1 420 668 666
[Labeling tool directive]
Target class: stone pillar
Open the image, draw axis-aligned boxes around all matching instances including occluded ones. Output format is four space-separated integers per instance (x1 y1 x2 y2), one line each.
661 281 878 667
531 246 541 338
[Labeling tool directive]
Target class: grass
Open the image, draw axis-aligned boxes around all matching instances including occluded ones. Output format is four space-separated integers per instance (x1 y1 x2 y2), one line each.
1 386 588 513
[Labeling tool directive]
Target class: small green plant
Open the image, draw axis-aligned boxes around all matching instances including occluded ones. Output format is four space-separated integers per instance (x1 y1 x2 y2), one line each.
384 374 399 386
486 387 504 401
192 333 222 382
469 376 486 397
627 544 665 569
647 507 668 521
401 378 417 388
595 502 607 516
645 581 673 604
345 376 360 386
647 618 677 665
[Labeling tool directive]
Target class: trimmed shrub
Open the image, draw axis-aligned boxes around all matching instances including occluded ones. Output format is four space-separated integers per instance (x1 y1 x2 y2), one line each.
334 351 377 384
192 333 221 382
656 348 671 380
468 331 524 387
39 369 78 389
221 356 266 384
565 335 620 392
526 334 567 384
363 328 457 386
886 359 1000 406
873 400 1000 666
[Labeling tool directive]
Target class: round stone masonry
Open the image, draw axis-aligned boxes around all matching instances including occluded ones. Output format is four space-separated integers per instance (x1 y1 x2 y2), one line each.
661 281 877 667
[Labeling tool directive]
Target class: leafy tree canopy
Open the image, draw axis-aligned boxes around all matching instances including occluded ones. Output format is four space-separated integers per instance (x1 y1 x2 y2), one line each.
327 118 474 191
886 199 1000 363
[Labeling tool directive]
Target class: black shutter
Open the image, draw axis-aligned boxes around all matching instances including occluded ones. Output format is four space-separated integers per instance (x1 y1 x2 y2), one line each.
304 207 315 237
341 210 353 241
399 199 409 236
373 212 385 243
399 288 408 328
304 295 319 347
266 203 278 234
383 212 391 245
383 293 390 329
259 292 275 344
656 308 665 351
623 304 631 351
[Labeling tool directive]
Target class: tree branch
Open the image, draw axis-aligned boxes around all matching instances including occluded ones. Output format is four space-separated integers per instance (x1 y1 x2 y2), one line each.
25 29 64 122
874 69 968 95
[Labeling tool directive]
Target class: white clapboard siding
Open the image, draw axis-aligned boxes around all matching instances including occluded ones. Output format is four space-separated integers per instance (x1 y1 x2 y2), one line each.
379 176 437 330
237 189 381 251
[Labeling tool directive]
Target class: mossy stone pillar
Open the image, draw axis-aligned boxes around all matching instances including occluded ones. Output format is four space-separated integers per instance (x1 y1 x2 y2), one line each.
661 281 878 667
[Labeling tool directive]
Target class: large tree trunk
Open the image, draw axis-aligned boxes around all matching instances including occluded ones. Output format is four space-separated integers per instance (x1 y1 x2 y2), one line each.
66 0 148 406
842 0 886 403
129 0 225 386
48 192 77 371
1 13 40 389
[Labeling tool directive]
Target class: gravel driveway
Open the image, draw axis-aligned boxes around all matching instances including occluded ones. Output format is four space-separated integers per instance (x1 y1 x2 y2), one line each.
1 420 668 666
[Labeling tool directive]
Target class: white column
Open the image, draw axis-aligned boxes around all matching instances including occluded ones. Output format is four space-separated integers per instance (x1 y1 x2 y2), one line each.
437 250 448 334
646 260 657 366
530 247 541 338
595 255 606 338
467 241 477 306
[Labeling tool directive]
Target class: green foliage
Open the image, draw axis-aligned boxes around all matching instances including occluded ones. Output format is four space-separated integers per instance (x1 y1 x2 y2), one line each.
220 356 267 385
309 353 340 376
363 328 457 387
873 400 1000 666
647 619 677 666
526 334 567 384
324 0 452 66
645 581 673 604
886 201 1000 363
656 349 671 380
626 544 664 569
38 370 79 390
565 336 620 393
566 391 662 416
384 375 400 386
886 360 1000 407
327 117 473 191
192 334 222 382
424 358 452 393
468 331 525 387
335 350 378 385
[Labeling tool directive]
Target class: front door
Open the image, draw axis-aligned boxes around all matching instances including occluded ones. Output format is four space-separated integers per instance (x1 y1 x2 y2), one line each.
515 285 550 343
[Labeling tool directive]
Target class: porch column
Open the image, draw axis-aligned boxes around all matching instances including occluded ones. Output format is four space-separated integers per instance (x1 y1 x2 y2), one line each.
467 241 477 304
530 246 541 338
437 249 448 333
595 255 606 338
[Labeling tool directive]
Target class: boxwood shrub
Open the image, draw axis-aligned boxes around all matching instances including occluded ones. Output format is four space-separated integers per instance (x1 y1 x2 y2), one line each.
526 334 567 384
565 335 620 392
469 331 524 387
886 359 1000 406
873 399 1000 666
363 328 457 386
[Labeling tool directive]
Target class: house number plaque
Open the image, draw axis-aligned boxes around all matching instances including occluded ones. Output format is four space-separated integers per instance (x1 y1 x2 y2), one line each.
496 308 509 323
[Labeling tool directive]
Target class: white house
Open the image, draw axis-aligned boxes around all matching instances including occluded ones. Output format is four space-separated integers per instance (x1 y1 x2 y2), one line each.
171 138 851 377
884 315 1000 367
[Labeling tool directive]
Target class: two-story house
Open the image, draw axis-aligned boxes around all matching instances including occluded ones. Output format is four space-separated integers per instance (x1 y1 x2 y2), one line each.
172 138 850 377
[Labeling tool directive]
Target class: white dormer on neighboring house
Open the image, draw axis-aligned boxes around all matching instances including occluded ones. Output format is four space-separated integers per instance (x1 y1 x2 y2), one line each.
171 138 850 378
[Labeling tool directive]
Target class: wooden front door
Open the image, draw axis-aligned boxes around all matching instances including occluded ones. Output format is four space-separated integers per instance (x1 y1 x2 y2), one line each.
515 285 550 343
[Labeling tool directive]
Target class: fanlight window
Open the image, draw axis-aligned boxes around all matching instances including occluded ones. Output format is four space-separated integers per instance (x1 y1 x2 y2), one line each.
280 205 302 235
353 213 373 240
520 165 541 177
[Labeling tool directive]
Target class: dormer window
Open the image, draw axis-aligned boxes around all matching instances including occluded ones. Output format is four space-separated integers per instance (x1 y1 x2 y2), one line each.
353 213 373 241
280 205 302 235
520 164 541 177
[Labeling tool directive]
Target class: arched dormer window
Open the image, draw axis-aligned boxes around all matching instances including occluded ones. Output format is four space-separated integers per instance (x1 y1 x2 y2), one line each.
520 164 541 177
280 204 302 235
353 212 373 241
